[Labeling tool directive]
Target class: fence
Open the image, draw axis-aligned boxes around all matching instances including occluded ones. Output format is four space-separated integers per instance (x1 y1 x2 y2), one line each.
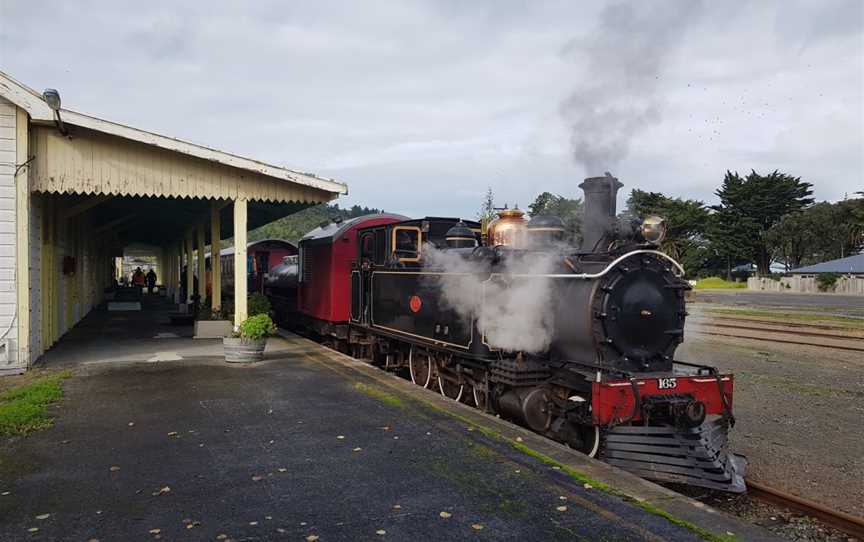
747 274 864 295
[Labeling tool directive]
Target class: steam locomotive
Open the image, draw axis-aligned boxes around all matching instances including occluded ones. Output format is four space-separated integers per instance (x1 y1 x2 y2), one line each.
266 175 746 492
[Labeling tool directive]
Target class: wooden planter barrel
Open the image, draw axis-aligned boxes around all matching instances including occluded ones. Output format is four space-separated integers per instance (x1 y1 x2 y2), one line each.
223 337 267 363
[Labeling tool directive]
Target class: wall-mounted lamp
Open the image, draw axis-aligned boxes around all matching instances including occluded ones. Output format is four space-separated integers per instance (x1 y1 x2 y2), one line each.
42 88 68 135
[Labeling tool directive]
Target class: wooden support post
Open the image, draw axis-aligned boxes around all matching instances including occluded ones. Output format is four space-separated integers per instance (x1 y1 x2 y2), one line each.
167 248 173 297
15 109 30 367
185 231 194 305
233 199 248 327
210 201 221 312
175 241 183 304
196 222 206 303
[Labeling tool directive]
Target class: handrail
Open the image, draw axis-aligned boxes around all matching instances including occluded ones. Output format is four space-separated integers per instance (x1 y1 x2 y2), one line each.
499 250 686 279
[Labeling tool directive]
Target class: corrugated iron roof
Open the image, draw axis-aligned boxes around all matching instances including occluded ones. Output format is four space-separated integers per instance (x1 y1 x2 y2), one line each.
791 253 864 274
0 70 347 196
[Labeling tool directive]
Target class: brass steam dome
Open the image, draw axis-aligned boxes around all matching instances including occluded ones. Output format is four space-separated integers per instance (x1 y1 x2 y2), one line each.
486 206 527 248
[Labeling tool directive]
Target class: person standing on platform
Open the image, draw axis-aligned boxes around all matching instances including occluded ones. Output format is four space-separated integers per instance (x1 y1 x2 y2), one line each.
146 268 157 294
132 267 146 297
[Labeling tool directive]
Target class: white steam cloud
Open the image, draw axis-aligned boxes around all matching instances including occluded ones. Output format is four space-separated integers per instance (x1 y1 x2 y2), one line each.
560 1 703 175
423 245 560 354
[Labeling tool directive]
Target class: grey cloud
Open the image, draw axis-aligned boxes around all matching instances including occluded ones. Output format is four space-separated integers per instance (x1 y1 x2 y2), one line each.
0 0 860 218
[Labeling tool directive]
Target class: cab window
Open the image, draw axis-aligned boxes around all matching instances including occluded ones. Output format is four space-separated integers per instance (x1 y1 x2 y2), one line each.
391 226 421 262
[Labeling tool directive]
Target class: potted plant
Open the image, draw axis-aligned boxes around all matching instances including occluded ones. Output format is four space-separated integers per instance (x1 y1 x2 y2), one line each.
223 313 276 363
194 297 233 339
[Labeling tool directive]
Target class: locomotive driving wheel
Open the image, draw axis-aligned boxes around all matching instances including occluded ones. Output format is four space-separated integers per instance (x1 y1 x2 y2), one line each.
567 425 601 458
408 347 433 389
437 371 464 402
472 386 489 411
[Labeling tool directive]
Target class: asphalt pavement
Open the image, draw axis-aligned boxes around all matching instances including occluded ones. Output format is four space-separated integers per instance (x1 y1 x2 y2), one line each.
0 341 771 541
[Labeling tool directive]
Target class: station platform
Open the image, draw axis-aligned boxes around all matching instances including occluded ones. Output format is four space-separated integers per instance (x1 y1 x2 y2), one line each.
38 294 292 368
2 303 778 541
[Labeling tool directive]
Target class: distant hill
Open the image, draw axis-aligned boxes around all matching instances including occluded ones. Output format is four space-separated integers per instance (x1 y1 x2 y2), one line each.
247 203 383 244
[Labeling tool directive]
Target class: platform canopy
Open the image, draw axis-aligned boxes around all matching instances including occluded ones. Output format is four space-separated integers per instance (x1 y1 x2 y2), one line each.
0 70 350 367
1 70 346 212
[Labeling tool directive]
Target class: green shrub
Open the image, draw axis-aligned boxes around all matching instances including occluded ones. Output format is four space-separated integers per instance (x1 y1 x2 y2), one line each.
239 314 276 340
248 293 271 317
816 272 842 292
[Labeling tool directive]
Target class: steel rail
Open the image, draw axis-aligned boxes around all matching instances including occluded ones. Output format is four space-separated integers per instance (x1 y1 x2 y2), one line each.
702 315 864 334
689 329 864 353
746 479 864 540
691 320 864 342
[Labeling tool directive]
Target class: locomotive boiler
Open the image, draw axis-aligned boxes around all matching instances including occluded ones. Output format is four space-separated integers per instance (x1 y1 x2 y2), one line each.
268 175 746 493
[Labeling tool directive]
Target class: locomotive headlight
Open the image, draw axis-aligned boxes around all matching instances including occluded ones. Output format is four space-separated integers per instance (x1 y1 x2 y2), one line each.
640 215 667 244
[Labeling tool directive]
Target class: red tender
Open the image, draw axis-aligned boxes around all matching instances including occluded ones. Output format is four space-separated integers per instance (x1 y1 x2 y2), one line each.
298 215 404 324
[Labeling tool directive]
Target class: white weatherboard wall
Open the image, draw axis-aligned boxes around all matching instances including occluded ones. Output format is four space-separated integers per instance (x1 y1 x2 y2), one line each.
0 97 19 369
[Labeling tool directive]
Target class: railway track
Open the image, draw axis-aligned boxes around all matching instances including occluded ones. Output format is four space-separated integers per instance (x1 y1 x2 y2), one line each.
705 316 864 338
745 479 864 540
688 316 864 353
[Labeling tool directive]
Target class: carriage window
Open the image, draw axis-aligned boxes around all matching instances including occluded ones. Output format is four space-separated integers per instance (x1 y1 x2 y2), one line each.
391 226 421 262
360 233 374 261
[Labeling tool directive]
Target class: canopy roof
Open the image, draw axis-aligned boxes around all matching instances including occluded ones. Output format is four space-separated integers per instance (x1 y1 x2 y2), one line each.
1 70 347 204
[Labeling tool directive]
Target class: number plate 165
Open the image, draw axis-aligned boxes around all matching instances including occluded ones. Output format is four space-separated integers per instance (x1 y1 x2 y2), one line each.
657 378 678 390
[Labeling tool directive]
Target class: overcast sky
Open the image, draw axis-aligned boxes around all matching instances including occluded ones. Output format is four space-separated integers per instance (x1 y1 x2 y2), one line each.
1 0 861 218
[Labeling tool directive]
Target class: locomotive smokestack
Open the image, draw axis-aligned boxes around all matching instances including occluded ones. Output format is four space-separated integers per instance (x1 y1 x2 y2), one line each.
579 173 623 252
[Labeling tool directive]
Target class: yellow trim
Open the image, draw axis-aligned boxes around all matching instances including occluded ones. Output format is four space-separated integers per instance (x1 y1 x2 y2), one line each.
371 323 471 351
49 196 58 346
15 108 30 365
210 202 221 310
41 195 50 350
390 226 422 263
185 231 194 304
233 198 248 326
196 222 206 301
64 210 74 333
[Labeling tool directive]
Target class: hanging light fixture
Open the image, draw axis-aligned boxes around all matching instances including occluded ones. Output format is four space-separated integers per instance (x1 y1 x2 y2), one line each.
42 88 67 135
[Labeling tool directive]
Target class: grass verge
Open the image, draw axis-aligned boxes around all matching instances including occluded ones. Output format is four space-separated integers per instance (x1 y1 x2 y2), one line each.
694 277 747 290
0 371 70 435
352 382 405 408
633 500 738 542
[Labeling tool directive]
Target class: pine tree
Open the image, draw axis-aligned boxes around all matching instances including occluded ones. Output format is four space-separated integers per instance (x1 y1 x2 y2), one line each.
477 187 496 223
709 170 813 276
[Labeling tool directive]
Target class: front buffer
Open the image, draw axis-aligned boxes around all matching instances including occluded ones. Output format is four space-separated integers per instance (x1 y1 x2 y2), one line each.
592 373 747 492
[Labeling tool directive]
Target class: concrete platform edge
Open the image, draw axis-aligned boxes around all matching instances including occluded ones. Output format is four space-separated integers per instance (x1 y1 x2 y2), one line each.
278 331 780 542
